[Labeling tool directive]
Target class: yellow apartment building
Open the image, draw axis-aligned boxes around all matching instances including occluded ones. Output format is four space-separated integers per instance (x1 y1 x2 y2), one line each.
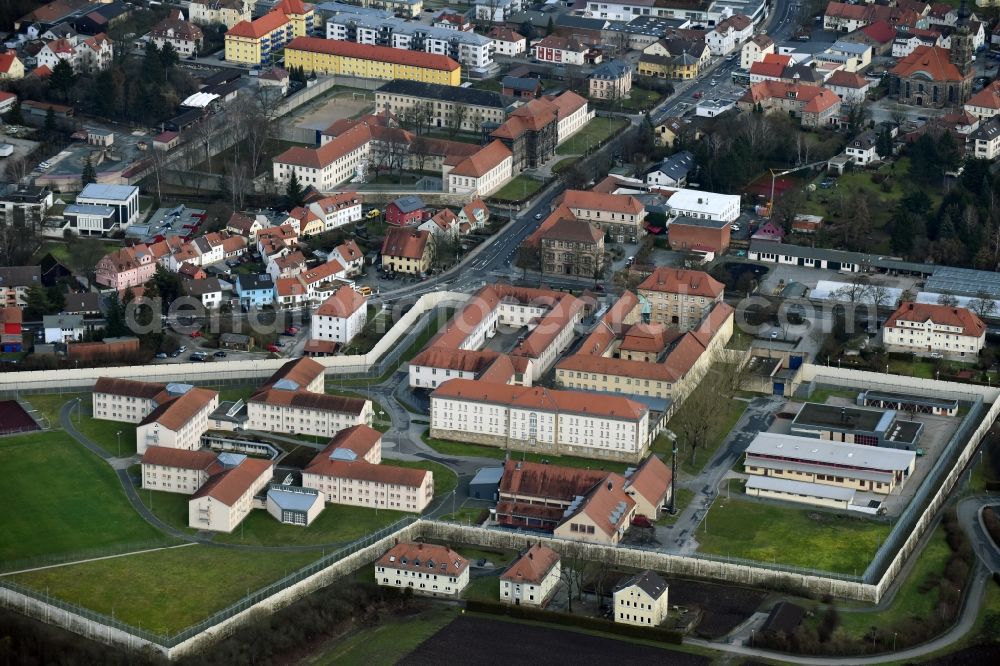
284 36 461 85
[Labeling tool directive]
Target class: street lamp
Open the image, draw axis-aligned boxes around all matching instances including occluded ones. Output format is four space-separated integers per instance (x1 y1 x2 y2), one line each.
116 430 122 458
663 428 679 515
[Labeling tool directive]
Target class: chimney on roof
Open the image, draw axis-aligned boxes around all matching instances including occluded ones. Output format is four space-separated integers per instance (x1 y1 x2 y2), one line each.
417 543 423 550
607 480 613 491
528 551 533 559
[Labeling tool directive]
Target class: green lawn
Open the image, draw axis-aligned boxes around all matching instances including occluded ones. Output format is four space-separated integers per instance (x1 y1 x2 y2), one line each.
136 489 199 534
656 487 695 526
655 392 747 475
214 385 258 404
12 545 322 635
834 524 951 639
888 358 938 379
553 157 577 173
556 118 628 155
492 175 546 202
696 496 888 575
76 417 137 457
324 387 392 432
455 547 513 567
463 575 501 602
0 431 171 566
439 504 488 525
387 458 458 496
213 504 411 547
303 607 459 665
21 392 86 428
421 432 630 473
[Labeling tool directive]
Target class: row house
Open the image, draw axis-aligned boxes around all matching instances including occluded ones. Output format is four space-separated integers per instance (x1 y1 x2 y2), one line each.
246 389 373 438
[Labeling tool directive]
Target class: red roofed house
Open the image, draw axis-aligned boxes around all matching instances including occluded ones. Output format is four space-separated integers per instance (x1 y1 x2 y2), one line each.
429 379 651 463
637 267 725 330
889 43 973 108
624 454 673 520
385 195 427 226
847 20 896 55
882 302 986 358
488 26 526 56
303 425 434 513
95 244 157 289
826 70 874 104
531 34 595 66
965 80 1000 120
136 387 220 454
0 51 24 80
539 217 605 277
490 97 559 172
189 456 274 532
500 544 561 606
748 53 793 83
376 542 469 596
737 81 841 128
559 189 646 243
381 227 431 275
752 220 787 243
446 139 513 196
311 284 367 344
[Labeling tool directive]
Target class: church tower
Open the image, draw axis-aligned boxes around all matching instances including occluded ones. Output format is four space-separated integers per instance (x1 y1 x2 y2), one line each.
950 0 974 77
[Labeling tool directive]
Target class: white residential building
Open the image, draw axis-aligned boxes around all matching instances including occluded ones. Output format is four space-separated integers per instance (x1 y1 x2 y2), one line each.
552 91 595 144
882 302 986 357
189 0 252 29
376 542 470 597
488 26 526 56
706 14 753 56
42 314 83 343
305 192 363 230
272 124 370 191
446 140 513 197
92 377 171 423
136 387 219 455
141 446 222 494
188 457 273 532
430 379 651 463
614 570 669 626
972 118 1000 160
474 0 523 22
247 390 373 437
741 34 775 71
311 285 368 345
500 545 561 607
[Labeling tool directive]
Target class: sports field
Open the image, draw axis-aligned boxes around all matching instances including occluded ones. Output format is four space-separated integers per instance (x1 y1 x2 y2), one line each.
0 431 169 565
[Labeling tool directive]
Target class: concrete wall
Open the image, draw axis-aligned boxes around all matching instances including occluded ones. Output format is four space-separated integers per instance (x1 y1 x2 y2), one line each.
800 364 1000 402
0 291 469 396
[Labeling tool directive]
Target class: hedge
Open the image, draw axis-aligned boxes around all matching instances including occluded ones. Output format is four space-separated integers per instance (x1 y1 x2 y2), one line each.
464 599 684 645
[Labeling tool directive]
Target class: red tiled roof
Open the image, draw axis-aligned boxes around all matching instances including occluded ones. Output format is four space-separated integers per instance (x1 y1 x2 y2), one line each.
94 377 167 400
449 140 511 178
625 454 672 509
141 445 220 472
638 267 724 298
860 20 896 44
275 123 371 169
315 284 366 318
619 322 679 353
749 53 792 79
567 472 635 538
827 70 869 89
249 389 367 414
891 45 964 83
561 189 644 215
308 424 381 464
500 458 607 500
382 227 430 260
286 37 460 72
539 217 603 244
885 302 986 337
488 26 524 42
410 348 500 373
307 458 429 486
500 544 560 584
967 81 1000 110
260 356 324 392
376 542 467 576
192 458 272 506
139 388 217 431
0 51 19 74
227 11 289 39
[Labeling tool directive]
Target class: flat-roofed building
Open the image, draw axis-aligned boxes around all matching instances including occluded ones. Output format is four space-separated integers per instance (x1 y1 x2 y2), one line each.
858 390 959 417
136 387 220 454
72 183 140 232
140 446 222 494
188 457 273 532
745 475 857 511
790 402 923 450
376 542 469 597
500 544 561 607
266 485 325 526
744 432 917 495
614 570 668 626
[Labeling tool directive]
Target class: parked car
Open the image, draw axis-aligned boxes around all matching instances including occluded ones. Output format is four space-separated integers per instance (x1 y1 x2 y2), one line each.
177 345 187 353
190 330 202 338
169 350 181 358
692 91 703 99
730 223 741 231
631 515 653 528
534 212 543 220
213 350 227 358
285 326 299 335
155 352 167 359
189 353 205 362
267 344 280 353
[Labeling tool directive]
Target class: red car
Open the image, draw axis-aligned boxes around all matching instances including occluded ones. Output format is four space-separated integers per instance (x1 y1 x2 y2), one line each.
631 515 653 529
285 326 299 335
692 91 703 99
267 344 280 353
190 330 202 338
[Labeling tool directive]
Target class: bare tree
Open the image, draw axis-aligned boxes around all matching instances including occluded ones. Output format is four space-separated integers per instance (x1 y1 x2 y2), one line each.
446 103 469 138
191 116 215 174
834 275 873 304
3 155 29 182
968 290 996 319
937 291 960 307
889 104 908 128
869 283 894 310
